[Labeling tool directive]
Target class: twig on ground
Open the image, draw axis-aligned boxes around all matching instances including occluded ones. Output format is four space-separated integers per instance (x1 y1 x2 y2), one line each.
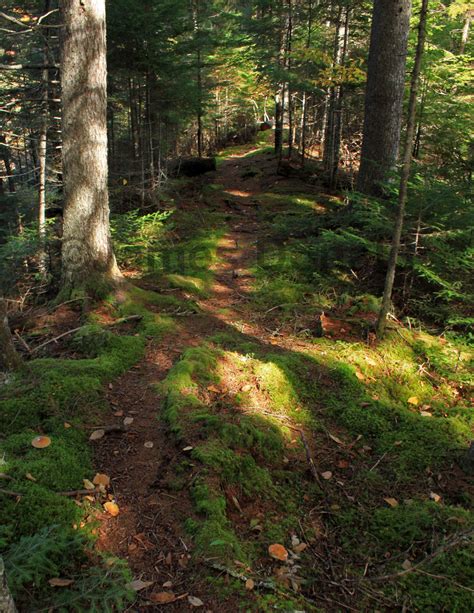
14 330 32 353
365 530 474 583
30 315 143 354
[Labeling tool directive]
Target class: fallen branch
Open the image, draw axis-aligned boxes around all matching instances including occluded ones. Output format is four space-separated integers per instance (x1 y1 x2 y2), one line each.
297 428 323 486
1 487 98 498
30 315 143 354
366 530 474 583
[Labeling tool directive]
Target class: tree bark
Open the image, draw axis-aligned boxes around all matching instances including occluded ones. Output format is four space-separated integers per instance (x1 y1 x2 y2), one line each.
357 0 412 196
0 298 21 372
377 0 429 337
59 0 120 297
0 135 16 194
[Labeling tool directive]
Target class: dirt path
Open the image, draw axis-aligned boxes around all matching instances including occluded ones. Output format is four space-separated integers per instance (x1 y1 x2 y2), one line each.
93 150 286 610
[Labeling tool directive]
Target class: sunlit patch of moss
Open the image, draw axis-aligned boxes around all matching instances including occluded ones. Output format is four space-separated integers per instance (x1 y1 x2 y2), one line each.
193 441 275 495
165 273 209 296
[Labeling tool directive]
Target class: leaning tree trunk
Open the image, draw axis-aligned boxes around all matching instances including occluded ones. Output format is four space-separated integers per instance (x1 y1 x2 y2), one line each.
0 297 21 372
59 0 120 297
376 0 429 338
357 0 412 196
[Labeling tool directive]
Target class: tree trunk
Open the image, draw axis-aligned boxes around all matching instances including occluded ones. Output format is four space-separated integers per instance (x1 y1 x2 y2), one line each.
357 0 412 196
0 135 16 194
38 31 49 277
0 298 21 372
460 10 472 54
59 0 120 297
377 0 428 338
0 557 17 613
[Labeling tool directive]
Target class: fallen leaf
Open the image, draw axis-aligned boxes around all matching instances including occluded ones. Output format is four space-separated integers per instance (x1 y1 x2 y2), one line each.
123 417 134 426
241 384 252 393
402 559 412 571
104 501 120 516
293 543 308 553
150 592 176 604
328 433 344 446
407 396 419 406
114 410 124 417
162 581 173 588
48 578 74 587
384 497 399 508
355 370 366 381
207 385 220 393
31 435 51 449
429 492 441 503
64 422 72 429
127 579 154 591
245 579 255 591
83 479 95 490
25 472 36 481
420 411 432 417
231 495 242 513
182 446 193 452
93 473 110 487
365 356 377 366
268 543 288 561
89 429 105 441
321 471 333 480
188 595 204 607
144 441 154 448
337 460 350 469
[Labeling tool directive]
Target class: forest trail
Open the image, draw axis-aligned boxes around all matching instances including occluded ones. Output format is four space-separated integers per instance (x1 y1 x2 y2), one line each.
88 143 474 612
93 144 325 610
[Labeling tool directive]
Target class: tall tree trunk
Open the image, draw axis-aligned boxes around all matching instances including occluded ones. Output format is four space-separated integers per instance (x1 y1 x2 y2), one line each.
357 0 412 196
38 14 50 277
0 297 21 372
0 135 16 194
460 10 472 54
377 0 429 338
59 0 120 297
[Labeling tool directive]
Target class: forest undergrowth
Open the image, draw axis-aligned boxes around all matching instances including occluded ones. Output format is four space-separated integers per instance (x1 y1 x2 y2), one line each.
1 139 473 611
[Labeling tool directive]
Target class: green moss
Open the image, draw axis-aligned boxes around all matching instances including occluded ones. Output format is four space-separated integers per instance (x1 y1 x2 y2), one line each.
193 441 274 495
185 484 244 560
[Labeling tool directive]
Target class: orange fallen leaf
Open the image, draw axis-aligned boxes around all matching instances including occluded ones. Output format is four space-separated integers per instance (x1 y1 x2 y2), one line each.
245 579 255 590
207 385 220 393
93 473 110 487
384 497 399 508
104 501 120 516
355 370 366 381
149 591 176 604
429 492 441 503
268 543 288 561
31 435 51 449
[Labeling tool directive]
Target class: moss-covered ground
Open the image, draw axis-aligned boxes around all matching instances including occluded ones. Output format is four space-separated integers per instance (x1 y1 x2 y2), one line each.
2 139 472 611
